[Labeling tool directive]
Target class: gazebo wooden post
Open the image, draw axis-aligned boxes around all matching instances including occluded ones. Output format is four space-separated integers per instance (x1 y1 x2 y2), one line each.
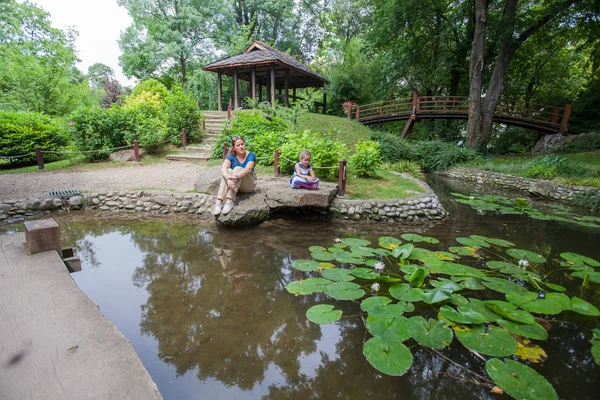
258 84 262 102
284 68 289 107
233 68 239 109
217 72 223 111
270 64 276 104
251 66 256 102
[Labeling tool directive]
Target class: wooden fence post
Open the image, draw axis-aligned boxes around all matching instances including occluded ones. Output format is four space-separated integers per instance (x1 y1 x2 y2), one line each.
36 147 44 171
337 159 346 197
274 149 280 177
133 140 140 162
202 119 206 131
181 128 187 147
222 143 229 159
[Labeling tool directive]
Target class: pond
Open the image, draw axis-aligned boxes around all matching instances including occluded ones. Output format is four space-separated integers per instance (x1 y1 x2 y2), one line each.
3 175 599 399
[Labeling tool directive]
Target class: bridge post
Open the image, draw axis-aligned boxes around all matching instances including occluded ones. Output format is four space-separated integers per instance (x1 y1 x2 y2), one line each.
412 90 420 112
560 103 572 134
355 107 360 121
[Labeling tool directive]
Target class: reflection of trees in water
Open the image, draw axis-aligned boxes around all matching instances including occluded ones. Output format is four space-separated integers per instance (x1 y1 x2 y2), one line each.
76 238 101 268
131 226 323 390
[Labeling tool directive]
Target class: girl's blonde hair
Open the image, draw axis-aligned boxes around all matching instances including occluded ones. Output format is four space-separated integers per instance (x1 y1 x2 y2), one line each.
299 150 311 160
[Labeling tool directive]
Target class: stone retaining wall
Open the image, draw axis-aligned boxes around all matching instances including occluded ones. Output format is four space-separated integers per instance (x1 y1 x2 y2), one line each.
330 195 446 222
441 167 600 202
1 189 448 225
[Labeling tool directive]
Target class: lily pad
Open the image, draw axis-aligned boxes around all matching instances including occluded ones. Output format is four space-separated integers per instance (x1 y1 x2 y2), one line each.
401 233 424 242
448 246 478 256
559 252 600 267
332 252 365 264
572 271 600 284
484 300 535 324
321 268 355 282
439 305 485 325
455 277 485 290
423 236 440 244
392 243 414 259
286 278 332 295
505 292 539 307
361 296 393 314
308 246 327 253
408 267 427 287
366 315 411 342
519 296 567 315
406 316 453 349
434 251 459 260
545 282 567 292
455 325 518 357
426 260 486 278
349 268 379 280
378 236 402 249
485 358 557 400
514 341 548 363
497 319 548 340
482 277 528 294
312 252 334 261
570 296 600 316
292 259 322 272
506 249 547 264
468 235 492 248
363 337 413 376
389 283 424 302
468 299 503 322
409 247 440 263
306 304 342 324
341 238 371 247
484 237 515 247
456 237 486 248
324 281 365 300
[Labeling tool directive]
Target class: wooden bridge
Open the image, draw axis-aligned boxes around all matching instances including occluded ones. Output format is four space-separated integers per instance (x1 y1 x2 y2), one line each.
347 92 573 139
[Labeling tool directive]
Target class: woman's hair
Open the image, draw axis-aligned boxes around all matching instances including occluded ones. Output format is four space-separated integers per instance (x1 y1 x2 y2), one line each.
229 136 244 155
299 150 311 160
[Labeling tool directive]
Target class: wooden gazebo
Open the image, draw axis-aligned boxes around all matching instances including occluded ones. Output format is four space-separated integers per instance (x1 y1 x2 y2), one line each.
203 41 328 113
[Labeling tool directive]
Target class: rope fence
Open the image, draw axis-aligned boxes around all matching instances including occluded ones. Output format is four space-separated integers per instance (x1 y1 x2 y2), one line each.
7 130 187 171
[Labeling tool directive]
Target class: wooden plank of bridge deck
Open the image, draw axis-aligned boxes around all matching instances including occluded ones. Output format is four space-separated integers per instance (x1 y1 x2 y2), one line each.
0 233 162 400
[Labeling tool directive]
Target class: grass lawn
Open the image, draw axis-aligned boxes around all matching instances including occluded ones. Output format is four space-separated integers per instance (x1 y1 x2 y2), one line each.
467 151 600 187
296 113 372 150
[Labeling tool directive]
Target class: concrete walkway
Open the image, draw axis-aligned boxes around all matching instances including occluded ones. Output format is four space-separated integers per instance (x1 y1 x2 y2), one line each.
0 233 162 400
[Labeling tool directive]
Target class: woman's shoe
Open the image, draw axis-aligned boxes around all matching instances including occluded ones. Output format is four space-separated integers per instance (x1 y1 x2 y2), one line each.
211 201 223 216
221 200 234 215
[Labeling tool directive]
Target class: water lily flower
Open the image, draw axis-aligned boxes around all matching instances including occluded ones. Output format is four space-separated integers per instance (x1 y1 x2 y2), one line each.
518 259 529 268
374 261 385 271
469 196 475 200
371 283 380 292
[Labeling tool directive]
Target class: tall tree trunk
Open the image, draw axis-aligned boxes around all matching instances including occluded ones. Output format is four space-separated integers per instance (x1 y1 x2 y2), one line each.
466 0 487 147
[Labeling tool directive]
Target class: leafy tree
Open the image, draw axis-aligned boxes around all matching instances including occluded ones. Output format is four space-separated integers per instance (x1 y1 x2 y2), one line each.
118 0 225 85
0 0 94 115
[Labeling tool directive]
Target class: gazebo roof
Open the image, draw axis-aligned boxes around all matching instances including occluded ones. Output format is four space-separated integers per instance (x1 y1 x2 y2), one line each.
203 41 328 89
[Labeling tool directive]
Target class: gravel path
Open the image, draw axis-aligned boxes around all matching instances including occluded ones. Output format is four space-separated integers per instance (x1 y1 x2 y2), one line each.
0 162 209 201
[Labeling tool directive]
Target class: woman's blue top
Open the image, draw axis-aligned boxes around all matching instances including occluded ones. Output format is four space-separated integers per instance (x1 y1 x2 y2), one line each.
226 152 256 170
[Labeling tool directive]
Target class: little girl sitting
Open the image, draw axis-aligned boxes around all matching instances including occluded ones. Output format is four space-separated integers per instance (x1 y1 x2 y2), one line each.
290 150 320 190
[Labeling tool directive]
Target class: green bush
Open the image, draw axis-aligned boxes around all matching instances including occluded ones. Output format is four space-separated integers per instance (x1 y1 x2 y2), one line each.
68 105 168 159
210 111 289 161
523 156 592 180
488 127 538 155
162 86 203 145
0 110 67 167
280 130 348 180
409 141 482 172
571 189 600 211
370 131 413 163
351 139 382 177
385 160 425 180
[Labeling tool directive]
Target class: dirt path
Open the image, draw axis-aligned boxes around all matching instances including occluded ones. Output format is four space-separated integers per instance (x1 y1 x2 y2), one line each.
0 162 208 201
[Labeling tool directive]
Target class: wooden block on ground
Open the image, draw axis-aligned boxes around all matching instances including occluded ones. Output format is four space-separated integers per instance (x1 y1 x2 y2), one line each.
24 218 62 255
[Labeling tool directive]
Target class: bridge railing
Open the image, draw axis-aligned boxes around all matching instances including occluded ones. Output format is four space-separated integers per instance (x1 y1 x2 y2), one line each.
495 101 565 125
417 96 469 113
348 97 413 120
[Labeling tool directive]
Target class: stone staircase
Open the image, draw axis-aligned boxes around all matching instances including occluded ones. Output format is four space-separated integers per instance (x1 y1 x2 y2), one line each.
165 111 229 162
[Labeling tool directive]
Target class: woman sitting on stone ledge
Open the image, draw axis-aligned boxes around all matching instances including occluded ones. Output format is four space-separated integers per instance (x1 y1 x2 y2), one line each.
212 136 257 216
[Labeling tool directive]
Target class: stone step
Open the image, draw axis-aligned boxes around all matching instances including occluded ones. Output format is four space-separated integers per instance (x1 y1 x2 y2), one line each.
165 154 210 162
185 146 212 152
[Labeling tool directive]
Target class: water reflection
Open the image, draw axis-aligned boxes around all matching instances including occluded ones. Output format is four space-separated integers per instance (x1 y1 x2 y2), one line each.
43 175 600 400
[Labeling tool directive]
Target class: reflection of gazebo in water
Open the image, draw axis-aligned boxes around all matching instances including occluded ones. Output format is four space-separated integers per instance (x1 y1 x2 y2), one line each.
203 41 328 113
